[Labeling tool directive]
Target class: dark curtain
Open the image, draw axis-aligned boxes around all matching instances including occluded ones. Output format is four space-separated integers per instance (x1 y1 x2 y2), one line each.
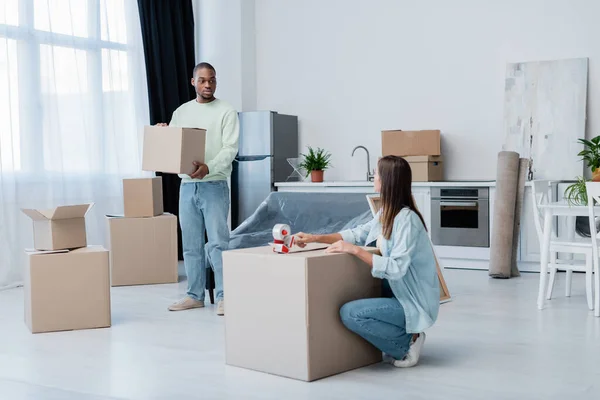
137 0 196 260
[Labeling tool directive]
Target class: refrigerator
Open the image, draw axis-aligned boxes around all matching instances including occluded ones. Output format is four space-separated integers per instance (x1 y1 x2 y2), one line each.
231 111 299 230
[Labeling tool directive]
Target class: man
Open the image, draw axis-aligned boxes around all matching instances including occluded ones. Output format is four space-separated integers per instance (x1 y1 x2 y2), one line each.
160 62 239 316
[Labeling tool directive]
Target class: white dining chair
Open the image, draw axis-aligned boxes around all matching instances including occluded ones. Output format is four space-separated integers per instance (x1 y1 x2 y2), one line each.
531 180 593 310
585 182 600 316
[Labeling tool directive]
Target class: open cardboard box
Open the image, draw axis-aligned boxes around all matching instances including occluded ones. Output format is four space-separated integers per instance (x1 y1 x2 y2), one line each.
21 204 93 251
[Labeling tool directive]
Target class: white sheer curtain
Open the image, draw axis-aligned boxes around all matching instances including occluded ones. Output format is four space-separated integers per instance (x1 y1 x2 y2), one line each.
0 0 150 290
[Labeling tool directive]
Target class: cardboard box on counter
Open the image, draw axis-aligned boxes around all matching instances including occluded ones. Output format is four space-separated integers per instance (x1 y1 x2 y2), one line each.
405 155 443 182
123 177 164 218
24 246 111 334
142 126 206 175
223 245 382 382
382 129 441 157
21 204 93 251
106 213 178 287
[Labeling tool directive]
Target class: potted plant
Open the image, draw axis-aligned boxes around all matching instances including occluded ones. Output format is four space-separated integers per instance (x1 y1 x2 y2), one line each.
578 136 600 181
564 176 588 206
564 176 600 237
299 146 332 183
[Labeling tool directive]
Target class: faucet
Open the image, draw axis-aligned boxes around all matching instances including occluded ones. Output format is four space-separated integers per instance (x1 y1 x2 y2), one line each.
352 145 375 182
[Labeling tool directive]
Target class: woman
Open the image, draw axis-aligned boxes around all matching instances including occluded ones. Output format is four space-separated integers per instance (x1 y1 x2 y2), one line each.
295 155 439 368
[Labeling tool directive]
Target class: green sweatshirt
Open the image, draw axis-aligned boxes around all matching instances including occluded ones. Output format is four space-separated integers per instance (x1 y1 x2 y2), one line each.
169 98 240 183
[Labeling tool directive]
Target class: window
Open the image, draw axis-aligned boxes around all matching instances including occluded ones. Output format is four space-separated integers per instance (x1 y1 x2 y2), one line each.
0 0 19 26
0 37 20 171
0 0 147 175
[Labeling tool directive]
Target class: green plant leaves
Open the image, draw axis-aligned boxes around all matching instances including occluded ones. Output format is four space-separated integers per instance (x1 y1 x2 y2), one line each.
299 146 332 177
564 176 588 206
577 136 600 170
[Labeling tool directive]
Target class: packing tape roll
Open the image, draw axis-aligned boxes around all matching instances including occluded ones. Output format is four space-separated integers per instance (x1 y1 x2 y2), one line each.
489 151 520 278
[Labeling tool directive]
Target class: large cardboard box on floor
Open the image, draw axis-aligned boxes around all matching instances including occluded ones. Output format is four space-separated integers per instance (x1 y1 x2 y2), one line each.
223 245 382 382
382 129 441 157
123 177 164 218
106 213 178 286
21 204 93 251
24 246 111 334
405 155 444 181
142 126 206 175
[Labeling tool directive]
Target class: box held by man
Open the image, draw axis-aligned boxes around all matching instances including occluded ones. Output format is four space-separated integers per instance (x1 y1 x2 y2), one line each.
142 126 206 175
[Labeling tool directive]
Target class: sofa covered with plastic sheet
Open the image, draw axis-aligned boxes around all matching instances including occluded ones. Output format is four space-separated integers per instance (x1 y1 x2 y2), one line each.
228 192 374 250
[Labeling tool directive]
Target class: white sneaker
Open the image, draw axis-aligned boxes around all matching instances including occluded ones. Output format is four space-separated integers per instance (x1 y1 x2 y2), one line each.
216 300 224 316
168 296 205 312
393 332 426 368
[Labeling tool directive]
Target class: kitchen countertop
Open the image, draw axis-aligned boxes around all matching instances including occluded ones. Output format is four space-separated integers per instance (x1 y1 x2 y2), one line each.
275 180 498 188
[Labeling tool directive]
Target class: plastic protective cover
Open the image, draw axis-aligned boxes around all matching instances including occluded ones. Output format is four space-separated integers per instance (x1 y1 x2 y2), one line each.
229 192 374 250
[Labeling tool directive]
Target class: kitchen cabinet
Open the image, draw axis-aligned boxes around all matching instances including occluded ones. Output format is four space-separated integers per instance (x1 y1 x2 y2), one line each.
412 186 431 233
274 180 552 272
519 186 542 263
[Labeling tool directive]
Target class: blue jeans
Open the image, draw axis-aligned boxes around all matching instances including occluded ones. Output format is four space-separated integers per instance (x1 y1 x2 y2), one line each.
179 181 230 302
340 297 412 360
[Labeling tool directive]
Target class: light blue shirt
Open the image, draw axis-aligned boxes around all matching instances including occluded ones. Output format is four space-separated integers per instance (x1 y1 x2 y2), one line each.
339 208 440 333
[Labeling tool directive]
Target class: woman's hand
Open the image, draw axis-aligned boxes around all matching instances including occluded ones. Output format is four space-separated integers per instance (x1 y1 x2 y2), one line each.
325 240 358 255
294 232 315 248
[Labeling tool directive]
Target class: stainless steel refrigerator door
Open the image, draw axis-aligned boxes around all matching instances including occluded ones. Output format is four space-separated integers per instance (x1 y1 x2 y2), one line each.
238 111 273 157
231 156 273 228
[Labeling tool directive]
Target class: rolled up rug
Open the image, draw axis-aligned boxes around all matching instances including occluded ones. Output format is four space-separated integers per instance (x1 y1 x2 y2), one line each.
489 151 520 278
509 158 529 278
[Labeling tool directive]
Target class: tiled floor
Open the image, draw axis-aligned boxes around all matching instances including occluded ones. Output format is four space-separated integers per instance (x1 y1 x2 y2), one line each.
1 267 599 400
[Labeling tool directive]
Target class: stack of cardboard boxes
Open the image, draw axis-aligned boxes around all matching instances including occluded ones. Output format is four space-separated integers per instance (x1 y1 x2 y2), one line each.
19 125 207 334
106 177 178 287
21 204 111 334
107 125 206 286
381 129 443 181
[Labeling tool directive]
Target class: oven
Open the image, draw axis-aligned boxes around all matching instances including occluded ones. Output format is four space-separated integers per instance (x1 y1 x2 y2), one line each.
430 187 490 248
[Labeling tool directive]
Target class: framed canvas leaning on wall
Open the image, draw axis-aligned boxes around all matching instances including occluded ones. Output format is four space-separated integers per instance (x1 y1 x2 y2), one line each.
365 194 451 303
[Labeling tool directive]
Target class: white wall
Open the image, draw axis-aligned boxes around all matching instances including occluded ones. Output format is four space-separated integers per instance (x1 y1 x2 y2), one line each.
254 0 600 181
192 0 256 112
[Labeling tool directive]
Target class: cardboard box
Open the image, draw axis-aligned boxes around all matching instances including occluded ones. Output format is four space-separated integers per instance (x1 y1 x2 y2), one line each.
21 204 93 251
142 126 206 175
106 213 178 286
382 129 441 156
223 246 382 382
405 155 443 181
24 246 111 334
123 177 164 218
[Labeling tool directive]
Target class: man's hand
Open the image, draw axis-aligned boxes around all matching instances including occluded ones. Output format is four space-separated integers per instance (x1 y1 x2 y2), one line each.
190 162 209 179
325 240 358 255
155 123 168 127
295 232 315 248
